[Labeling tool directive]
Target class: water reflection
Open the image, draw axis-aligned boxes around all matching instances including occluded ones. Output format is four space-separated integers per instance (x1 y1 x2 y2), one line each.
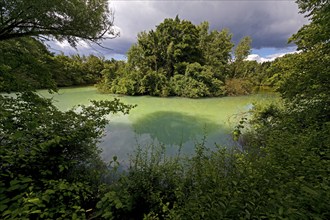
133 111 220 145
99 111 235 163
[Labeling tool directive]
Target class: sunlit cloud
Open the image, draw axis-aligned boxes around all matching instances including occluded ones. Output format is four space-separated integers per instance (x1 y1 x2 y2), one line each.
247 50 299 63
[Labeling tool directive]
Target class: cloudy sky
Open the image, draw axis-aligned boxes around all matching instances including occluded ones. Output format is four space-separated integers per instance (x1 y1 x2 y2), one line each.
50 0 309 62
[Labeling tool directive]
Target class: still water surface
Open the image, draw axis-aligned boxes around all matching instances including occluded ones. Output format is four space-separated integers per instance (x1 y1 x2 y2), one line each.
39 87 276 163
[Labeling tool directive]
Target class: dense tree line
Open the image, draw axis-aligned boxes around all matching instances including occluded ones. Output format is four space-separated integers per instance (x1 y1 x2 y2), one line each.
0 14 275 97
0 31 271 96
1 0 329 219
0 37 57 92
0 37 110 91
52 54 107 87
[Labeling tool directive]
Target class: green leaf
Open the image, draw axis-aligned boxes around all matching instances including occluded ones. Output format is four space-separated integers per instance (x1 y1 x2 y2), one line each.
27 198 41 205
278 206 283 215
0 204 8 212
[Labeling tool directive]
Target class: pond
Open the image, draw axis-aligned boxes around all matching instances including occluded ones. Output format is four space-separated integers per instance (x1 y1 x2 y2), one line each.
39 87 276 163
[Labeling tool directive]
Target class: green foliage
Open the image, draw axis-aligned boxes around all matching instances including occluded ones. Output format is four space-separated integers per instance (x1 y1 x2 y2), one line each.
0 37 110 92
234 36 252 62
290 0 330 52
95 18 266 98
131 16 202 79
277 50 329 102
223 78 253 96
241 99 330 219
110 71 140 95
97 60 127 93
0 92 135 219
170 63 224 98
95 145 184 220
0 179 95 219
140 70 170 96
90 94 329 218
236 1 330 218
53 54 105 87
97 17 241 98
198 22 234 78
170 146 269 219
155 16 202 76
0 0 115 46
93 135 329 219
171 74 209 98
125 17 202 78
0 37 57 92
253 61 273 86
232 117 248 141
230 36 253 78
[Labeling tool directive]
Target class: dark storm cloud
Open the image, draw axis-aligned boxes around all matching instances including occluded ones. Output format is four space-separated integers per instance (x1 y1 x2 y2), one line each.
51 0 308 58
143 0 307 48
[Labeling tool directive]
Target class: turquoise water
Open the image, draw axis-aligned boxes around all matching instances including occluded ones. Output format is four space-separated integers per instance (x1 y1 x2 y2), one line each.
39 87 276 163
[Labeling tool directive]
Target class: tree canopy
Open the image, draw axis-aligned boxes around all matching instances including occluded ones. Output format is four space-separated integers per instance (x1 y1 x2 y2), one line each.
97 17 247 98
0 0 116 46
0 37 110 92
234 36 252 62
290 0 330 52
0 37 57 92
285 0 330 101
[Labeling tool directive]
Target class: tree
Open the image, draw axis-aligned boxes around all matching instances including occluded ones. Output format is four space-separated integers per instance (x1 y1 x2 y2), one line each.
0 0 116 46
198 22 234 80
265 53 301 90
102 17 232 97
0 37 57 92
134 31 160 73
133 16 202 77
282 0 330 101
234 36 252 62
290 0 330 52
284 1 329 100
229 36 252 78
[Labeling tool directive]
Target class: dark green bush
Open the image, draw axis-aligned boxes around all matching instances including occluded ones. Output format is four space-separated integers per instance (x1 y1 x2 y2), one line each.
0 93 134 219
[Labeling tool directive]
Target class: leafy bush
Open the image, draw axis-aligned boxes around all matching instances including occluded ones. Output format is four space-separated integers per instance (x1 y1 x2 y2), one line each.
140 70 171 96
170 75 210 98
223 78 253 96
0 93 134 219
241 101 330 219
95 145 184 219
